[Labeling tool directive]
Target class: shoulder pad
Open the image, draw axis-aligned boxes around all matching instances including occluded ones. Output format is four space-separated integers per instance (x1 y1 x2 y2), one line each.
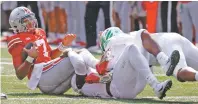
7 35 23 50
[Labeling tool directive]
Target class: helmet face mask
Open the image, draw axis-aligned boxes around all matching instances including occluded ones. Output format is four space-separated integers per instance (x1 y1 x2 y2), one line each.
21 13 38 32
9 7 38 33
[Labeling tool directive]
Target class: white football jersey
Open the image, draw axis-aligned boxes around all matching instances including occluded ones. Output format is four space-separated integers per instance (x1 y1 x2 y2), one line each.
105 29 150 69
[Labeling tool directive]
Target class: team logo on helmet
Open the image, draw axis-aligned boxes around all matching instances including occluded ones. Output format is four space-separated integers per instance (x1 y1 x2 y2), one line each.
100 27 123 51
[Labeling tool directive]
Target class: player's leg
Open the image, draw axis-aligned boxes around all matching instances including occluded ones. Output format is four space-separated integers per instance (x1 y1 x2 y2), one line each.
111 45 172 99
77 48 99 68
38 57 74 94
141 30 180 76
68 50 97 90
110 45 145 99
48 75 73 94
174 37 198 82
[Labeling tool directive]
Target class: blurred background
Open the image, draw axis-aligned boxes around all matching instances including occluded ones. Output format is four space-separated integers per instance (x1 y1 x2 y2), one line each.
1 1 198 53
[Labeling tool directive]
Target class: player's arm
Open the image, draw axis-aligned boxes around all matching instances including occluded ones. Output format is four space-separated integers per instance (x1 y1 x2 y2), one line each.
140 30 161 57
14 57 33 80
50 34 76 59
11 44 37 80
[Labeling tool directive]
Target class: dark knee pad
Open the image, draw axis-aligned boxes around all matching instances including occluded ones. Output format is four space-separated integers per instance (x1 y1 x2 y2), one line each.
76 74 87 89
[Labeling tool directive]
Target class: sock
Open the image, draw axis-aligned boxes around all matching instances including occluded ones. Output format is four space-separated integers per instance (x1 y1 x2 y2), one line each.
68 51 87 75
195 72 198 81
156 52 169 71
146 74 160 90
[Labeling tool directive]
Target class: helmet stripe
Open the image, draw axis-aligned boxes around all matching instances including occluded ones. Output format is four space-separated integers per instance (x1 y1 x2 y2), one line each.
106 30 112 40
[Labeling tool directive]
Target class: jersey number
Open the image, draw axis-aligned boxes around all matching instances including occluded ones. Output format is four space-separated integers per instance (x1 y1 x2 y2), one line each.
35 39 48 57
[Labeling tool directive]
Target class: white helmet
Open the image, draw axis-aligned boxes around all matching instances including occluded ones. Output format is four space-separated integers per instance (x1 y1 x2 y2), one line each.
99 27 123 51
9 7 38 33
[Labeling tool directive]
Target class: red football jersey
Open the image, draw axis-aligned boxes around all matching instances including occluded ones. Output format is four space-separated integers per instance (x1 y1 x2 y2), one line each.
7 28 52 79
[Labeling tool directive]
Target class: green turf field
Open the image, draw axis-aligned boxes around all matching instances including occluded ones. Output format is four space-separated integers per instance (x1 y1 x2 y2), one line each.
1 47 198 104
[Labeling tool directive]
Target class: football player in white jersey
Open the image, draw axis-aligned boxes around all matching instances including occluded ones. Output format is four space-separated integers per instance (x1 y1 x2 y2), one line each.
132 31 198 82
99 27 180 77
100 27 198 82
68 48 172 99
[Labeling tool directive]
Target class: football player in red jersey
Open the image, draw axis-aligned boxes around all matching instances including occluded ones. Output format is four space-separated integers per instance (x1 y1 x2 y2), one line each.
7 6 76 95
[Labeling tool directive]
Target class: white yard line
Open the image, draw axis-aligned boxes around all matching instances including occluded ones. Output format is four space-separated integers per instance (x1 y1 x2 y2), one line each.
1 75 16 76
0 62 13 65
0 58 12 61
5 96 198 100
6 97 77 100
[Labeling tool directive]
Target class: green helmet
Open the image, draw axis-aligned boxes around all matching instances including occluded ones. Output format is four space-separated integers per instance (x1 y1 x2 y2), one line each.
99 27 123 51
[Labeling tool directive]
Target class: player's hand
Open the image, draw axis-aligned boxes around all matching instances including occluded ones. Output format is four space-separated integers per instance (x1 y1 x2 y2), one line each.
62 34 76 46
23 43 38 59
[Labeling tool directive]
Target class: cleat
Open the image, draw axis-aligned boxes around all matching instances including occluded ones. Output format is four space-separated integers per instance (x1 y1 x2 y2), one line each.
166 50 180 76
155 80 172 99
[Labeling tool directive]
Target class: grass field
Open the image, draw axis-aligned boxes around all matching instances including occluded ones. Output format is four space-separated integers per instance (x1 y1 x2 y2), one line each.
1 46 198 104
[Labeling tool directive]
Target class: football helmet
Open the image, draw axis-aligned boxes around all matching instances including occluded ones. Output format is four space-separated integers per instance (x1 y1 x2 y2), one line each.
99 27 123 51
9 7 38 33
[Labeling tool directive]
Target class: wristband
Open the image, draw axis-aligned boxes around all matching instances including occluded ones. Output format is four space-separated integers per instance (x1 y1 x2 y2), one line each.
26 56 34 63
58 43 68 52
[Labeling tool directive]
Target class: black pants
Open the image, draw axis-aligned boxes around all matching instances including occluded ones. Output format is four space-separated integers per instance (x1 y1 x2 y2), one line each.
17 1 41 28
85 1 111 48
161 1 178 33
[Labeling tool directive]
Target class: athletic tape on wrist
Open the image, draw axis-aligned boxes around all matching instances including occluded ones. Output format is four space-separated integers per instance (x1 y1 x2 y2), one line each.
58 43 68 52
26 56 34 63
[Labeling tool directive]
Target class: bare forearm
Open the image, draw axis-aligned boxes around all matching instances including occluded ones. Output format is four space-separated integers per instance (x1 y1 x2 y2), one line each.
50 48 63 59
16 61 32 80
141 30 161 57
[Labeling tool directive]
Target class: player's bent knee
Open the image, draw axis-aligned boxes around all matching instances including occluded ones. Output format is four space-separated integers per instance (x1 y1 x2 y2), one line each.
79 48 91 54
128 44 139 53
176 67 196 82
176 68 186 82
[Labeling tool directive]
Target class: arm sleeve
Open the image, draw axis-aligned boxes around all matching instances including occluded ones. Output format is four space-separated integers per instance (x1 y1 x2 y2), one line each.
8 44 24 69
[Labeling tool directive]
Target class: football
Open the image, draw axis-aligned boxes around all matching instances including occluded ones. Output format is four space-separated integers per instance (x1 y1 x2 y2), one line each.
21 42 33 62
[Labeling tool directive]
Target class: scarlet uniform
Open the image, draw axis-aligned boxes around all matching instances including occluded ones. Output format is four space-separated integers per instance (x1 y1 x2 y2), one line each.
7 28 52 79
8 7 75 95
